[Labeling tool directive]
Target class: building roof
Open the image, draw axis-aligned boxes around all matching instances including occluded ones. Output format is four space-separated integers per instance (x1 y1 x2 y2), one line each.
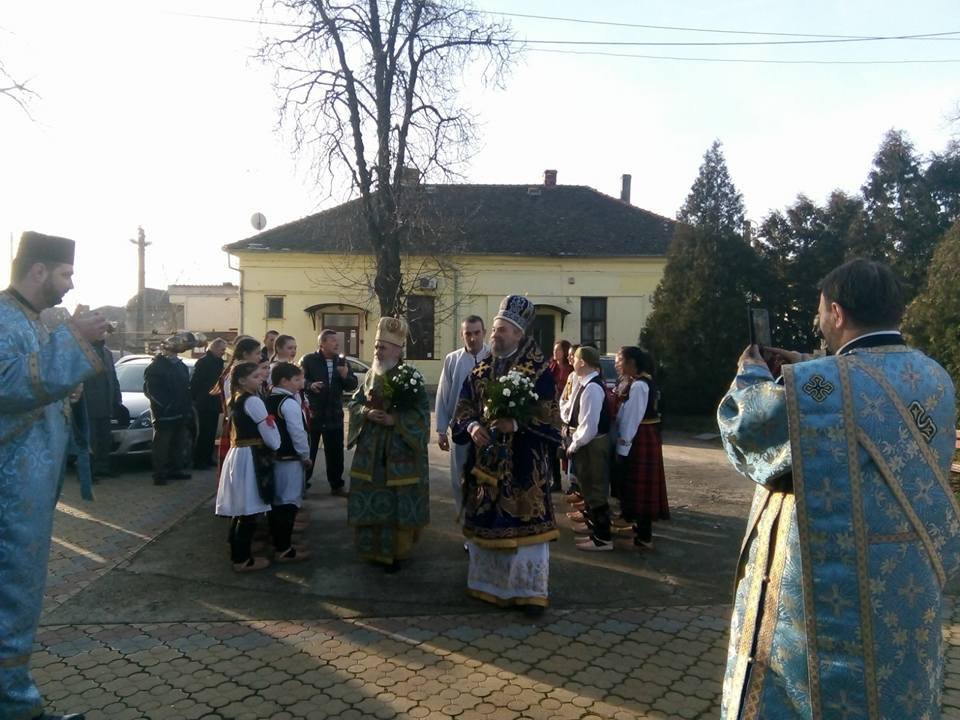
224 184 677 258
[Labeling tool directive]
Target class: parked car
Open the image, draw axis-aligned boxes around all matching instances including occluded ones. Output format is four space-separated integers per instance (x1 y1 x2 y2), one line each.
344 356 369 396
599 354 619 391
111 356 196 456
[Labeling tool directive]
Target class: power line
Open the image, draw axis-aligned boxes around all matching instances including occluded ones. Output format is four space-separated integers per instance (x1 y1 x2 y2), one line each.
514 29 960 47
162 10 960 63
484 10 897 40
530 48 960 65
165 10 960 46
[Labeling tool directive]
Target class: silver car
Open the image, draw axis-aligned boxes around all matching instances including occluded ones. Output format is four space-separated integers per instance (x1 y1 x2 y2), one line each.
111 356 196 456
344 356 369 396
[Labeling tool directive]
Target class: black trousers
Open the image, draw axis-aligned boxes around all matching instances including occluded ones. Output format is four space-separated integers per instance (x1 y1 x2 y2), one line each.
88 416 113 475
268 504 299 552
193 407 220 467
309 424 345 490
228 515 258 564
152 419 188 479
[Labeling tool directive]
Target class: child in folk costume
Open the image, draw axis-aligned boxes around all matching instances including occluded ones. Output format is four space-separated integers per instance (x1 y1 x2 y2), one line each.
559 343 582 502
613 346 669 550
211 337 262 473
215 362 280 572
265 362 312 563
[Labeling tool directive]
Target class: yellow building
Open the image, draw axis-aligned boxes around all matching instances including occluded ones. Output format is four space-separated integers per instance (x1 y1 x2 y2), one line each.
224 178 675 384
167 282 240 339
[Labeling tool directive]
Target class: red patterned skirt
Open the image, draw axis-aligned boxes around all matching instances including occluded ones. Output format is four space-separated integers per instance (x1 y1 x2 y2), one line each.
618 424 670 522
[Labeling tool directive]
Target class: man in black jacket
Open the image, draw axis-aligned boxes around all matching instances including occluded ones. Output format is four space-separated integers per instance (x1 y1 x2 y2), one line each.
190 337 227 469
84 337 121 478
300 329 358 496
144 334 195 485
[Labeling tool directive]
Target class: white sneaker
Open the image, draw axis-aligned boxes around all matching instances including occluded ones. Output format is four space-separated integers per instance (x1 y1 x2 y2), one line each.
576 537 613 552
571 522 592 535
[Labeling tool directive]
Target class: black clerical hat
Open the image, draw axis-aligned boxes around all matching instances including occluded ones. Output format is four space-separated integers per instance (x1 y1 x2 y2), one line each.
16 231 76 266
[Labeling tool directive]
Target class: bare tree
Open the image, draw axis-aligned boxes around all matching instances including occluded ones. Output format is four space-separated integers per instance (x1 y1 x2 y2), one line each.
260 0 516 316
0 59 37 117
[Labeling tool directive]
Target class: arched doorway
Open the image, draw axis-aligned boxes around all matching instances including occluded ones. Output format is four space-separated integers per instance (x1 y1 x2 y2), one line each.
529 304 571 354
304 304 369 358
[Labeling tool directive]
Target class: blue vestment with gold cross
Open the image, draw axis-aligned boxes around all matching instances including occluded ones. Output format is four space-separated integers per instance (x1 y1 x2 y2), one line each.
0 289 102 719
718 336 959 720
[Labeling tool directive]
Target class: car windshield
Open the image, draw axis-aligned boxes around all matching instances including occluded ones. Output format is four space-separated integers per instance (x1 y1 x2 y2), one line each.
599 358 618 381
116 363 147 393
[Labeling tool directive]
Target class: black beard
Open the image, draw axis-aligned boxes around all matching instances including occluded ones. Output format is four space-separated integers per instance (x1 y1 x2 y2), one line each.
40 280 65 309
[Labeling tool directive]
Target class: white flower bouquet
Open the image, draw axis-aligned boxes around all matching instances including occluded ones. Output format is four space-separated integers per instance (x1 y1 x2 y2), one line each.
380 362 425 410
483 370 539 426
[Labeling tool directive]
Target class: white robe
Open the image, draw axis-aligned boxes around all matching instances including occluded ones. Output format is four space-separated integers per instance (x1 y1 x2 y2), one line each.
215 396 281 516
466 542 550 603
434 344 490 509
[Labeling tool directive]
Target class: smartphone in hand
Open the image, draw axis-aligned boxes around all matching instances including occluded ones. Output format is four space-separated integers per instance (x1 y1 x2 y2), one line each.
747 307 772 349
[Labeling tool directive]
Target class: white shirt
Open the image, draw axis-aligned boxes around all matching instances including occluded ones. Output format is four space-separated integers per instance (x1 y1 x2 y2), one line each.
616 379 650 457
436 344 491 433
567 371 605 455
272 388 310 458
244 395 281 450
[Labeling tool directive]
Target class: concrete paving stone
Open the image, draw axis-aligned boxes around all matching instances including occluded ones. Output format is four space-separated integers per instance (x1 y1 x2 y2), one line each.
615 640 662 661
501 645 551 665
653 691 712 719
525 631 571 652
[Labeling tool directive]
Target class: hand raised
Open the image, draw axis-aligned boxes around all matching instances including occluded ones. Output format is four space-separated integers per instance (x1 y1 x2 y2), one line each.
73 310 108 343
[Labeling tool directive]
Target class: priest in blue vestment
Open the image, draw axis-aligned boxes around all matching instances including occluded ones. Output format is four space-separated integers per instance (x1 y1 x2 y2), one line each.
1 232 107 720
717 258 959 720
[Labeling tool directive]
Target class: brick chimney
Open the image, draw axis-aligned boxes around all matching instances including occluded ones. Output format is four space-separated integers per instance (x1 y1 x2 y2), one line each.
620 174 632 204
543 169 557 187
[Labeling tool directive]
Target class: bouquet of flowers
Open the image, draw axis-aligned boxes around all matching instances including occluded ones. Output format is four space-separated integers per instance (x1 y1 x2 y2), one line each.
379 363 425 411
483 371 539 425
472 371 540 487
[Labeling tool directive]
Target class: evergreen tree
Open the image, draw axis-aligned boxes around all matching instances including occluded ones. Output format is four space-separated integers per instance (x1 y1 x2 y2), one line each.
902 221 960 387
643 141 760 415
756 191 870 350
926 140 960 224
862 129 942 298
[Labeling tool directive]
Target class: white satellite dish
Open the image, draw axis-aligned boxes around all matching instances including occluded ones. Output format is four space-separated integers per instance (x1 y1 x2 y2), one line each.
251 212 267 231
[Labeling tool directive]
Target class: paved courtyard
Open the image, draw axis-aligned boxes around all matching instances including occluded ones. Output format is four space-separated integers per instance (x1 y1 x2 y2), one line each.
32 437 960 719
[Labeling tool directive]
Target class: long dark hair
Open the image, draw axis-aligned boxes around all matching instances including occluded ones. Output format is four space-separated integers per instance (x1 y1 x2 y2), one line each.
228 362 260 409
232 337 262 364
271 334 296 362
554 339 572 367
619 345 656 378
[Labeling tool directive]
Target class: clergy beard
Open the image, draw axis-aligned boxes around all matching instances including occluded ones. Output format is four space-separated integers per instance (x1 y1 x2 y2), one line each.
372 358 398 376
491 339 519 359
40 276 66 308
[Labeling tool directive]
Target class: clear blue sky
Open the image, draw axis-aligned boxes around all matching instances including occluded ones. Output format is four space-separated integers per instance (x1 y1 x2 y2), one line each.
2 0 957 309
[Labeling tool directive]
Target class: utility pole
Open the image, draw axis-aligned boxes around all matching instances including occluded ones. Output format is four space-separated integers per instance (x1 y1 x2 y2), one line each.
129 226 151 347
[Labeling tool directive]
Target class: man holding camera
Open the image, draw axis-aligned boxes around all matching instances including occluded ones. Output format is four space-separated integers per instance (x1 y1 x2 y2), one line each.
301 329 358 496
717 258 959 720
